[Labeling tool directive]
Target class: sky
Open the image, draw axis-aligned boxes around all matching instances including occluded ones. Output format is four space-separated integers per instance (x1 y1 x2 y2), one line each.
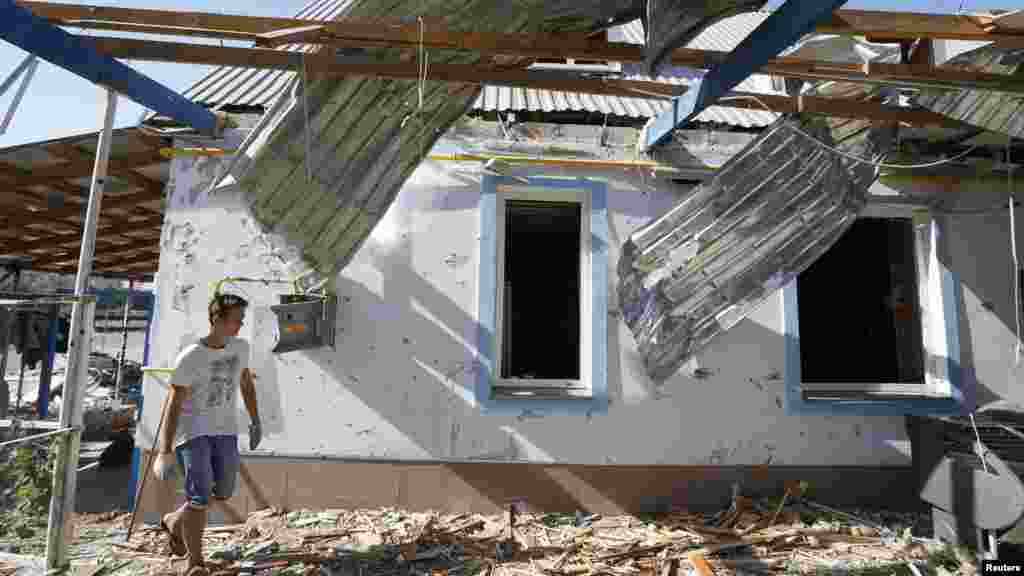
0 0 1022 149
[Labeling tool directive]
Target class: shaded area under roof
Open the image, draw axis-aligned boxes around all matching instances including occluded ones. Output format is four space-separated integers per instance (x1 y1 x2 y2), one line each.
0 127 170 280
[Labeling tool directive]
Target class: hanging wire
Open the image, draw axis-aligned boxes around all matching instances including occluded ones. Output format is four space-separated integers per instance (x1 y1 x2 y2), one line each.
418 15 429 112
717 95 980 169
301 52 313 184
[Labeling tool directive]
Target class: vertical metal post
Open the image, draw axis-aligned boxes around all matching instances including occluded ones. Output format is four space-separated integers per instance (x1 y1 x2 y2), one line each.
45 88 116 572
39 303 58 418
0 269 19 417
14 312 26 414
115 280 134 403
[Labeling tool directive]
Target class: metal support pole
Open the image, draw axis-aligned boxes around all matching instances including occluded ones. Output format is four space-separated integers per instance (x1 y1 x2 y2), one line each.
0 55 37 136
14 313 26 415
0 269 17 419
39 303 58 418
115 280 133 403
45 88 116 572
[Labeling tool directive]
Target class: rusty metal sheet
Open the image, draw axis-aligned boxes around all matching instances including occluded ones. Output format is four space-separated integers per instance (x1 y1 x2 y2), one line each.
916 45 1024 138
620 114 893 382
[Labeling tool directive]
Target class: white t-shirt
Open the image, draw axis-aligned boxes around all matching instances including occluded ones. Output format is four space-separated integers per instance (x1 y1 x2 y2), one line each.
170 336 250 448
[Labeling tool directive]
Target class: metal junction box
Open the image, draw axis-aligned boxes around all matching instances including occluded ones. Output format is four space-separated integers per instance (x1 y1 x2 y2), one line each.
270 294 337 354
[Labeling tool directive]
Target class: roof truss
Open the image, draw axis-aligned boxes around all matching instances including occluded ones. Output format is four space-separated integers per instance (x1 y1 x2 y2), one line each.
22 1 1024 45
20 2 1024 102
0 128 166 279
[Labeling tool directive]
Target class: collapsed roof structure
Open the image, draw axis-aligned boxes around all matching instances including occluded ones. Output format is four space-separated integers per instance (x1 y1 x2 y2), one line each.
4 0 1024 385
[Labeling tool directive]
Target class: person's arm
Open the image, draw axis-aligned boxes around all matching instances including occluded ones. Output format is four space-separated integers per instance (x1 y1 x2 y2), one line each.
158 385 186 454
152 383 187 480
240 368 259 424
241 367 263 450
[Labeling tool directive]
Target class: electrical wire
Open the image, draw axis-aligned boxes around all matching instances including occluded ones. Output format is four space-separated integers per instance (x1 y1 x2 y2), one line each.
301 52 313 184
718 95 980 170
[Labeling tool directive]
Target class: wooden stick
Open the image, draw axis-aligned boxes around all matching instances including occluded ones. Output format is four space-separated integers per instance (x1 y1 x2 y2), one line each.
126 391 168 542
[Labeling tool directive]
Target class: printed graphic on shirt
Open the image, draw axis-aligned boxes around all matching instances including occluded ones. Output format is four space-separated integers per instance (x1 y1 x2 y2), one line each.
207 354 239 408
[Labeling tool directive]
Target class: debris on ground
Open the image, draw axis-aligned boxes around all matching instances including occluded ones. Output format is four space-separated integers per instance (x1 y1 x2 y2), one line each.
0 485 983 576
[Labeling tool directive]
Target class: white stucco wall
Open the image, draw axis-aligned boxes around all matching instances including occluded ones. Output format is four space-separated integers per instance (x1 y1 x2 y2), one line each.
138 126 1022 468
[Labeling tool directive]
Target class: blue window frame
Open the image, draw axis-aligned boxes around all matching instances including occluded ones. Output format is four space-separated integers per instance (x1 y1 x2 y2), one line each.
783 205 967 416
475 175 609 416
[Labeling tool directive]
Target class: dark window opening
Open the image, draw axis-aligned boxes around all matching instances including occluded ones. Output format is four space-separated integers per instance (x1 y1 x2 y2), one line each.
501 200 581 380
797 217 925 390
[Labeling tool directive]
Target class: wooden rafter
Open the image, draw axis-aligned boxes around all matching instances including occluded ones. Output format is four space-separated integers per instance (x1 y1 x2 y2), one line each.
816 9 1014 43
0 211 157 247
29 242 157 268
1 216 162 254
115 254 161 270
15 1 1024 93
21 2 1024 46
0 141 163 251
0 156 162 251
0 149 162 188
82 38 962 127
34 248 160 270
44 142 165 196
0 192 159 241
83 34 1024 97
36 257 156 277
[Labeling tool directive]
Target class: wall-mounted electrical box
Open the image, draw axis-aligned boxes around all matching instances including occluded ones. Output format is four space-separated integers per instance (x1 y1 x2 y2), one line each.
270 293 337 354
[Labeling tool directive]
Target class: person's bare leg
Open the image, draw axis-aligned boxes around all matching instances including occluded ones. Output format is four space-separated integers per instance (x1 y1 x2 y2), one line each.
161 504 187 557
181 503 209 575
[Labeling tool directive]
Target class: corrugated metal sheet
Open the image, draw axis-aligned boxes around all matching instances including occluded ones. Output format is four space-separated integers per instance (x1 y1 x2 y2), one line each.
182 6 779 128
225 0 760 280
473 13 780 127
618 114 893 382
915 45 1024 138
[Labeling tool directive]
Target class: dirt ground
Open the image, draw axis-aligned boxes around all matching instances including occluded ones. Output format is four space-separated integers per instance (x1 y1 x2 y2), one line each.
0 485 988 576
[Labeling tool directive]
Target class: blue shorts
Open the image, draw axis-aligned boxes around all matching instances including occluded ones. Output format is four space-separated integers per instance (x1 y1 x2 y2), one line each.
175 435 239 509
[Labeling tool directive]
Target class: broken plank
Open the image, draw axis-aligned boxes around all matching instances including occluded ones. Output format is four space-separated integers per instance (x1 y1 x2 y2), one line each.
687 552 716 576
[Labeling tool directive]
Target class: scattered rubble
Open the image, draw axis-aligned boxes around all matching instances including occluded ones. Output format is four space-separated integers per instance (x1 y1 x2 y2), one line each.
0 484 982 576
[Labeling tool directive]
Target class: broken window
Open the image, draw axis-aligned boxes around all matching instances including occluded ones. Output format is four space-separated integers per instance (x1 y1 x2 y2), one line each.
784 204 966 415
500 200 582 381
476 177 609 411
797 217 927 394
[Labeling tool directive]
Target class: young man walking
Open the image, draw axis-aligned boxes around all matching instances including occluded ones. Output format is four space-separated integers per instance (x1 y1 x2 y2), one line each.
153 293 263 575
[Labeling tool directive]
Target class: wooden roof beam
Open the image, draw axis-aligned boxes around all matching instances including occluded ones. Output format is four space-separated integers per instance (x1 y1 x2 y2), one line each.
113 254 160 270
29 243 158 268
20 1 1024 45
32 247 159 270
35 262 155 279
0 210 158 247
84 34 1024 96
44 142 166 197
816 9 1015 44
0 189 161 227
0 149 163 188
1 216 162 254
84 38 963 126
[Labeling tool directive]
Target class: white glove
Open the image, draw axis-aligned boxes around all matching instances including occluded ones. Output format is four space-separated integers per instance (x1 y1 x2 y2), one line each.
152 451 176 481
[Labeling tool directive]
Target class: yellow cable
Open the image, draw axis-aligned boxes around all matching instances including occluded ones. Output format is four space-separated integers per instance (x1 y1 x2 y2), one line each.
141 367 175 374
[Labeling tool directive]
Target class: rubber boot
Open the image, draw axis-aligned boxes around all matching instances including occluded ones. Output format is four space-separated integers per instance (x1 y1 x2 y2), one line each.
161 506 186 557
181 505 209 575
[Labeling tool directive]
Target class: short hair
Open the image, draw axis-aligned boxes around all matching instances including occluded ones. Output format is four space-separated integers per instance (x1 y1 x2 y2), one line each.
209 292 248 325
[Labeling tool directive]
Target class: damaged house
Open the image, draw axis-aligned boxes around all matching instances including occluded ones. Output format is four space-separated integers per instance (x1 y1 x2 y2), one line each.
133 0 1024 542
